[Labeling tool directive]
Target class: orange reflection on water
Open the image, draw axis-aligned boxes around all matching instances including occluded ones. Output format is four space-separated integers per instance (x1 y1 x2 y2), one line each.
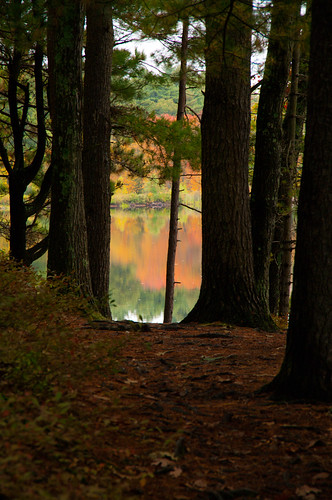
110 210 201 291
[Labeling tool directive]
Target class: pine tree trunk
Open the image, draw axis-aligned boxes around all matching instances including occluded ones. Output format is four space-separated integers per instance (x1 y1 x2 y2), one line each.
47 0 92 295
82 1 113 317
265 0 332 400
269 41 308 315
164 18 188 324
278 41 307 317
250 0 295 313
183 1 274 330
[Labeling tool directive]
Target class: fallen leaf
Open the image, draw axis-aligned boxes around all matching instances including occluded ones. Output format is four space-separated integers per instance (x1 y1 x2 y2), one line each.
295 485 321 498
124 378 138 385
193 479 208 489
201 355 224 363
152 458 173 468
169 466 182 478
312 472 329 483
139 477 147 487
307 439 325 449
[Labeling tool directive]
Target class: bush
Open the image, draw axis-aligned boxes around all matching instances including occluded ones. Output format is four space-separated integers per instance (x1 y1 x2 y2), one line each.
0 255 125 498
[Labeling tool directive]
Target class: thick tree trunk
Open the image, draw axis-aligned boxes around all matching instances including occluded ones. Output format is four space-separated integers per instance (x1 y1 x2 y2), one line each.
250 0 295 313
183 1 274 330
164 18 188 324
265 0 332 401
82 1 113 316
47 0 92 295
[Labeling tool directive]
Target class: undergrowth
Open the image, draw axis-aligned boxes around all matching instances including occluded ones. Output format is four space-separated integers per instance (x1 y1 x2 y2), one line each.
0 255 126 499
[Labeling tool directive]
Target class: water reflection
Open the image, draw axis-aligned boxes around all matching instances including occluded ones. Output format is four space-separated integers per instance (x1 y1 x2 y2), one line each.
28 207 202 322
110 207 201 322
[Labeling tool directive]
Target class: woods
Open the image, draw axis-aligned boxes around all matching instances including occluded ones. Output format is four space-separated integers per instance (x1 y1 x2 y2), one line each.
2 0 332 497
0 0 332 401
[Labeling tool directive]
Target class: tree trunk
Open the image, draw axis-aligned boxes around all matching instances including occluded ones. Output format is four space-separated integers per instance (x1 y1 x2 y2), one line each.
82 0 113 316
183 0 274 330
47 0 92 295
278 40 307 317
5 37 47 263
264 0 332 401
163 18 188 324
269 41 308 315
8 173 26 262
250 0 296 314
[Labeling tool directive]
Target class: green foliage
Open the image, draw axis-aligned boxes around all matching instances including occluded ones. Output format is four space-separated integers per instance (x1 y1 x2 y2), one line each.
113 109 201 182
134 73 204 116
111 48 165 103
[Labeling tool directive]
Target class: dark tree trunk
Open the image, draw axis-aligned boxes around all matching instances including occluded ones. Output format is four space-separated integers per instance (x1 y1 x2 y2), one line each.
82 1 113 316
265 0 332 401
7 47 26 262
250 0 296 313
269 42 308 316
278 42 308 317
8 173 26 261
47 0 92 295
164 18 188 324
183 1 274 330
2 37 47 263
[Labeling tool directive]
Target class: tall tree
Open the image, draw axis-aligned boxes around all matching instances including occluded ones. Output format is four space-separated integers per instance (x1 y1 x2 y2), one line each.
164 17 188 323
82 0 113 316
264 0 332 400
0 0 50 264
250 0 299 314
271 41 308 317
183 0 273 330
47 0 92 294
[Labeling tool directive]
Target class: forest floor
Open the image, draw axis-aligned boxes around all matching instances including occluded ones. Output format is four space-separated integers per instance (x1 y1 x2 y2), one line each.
2 315 332 499
56 320 332 499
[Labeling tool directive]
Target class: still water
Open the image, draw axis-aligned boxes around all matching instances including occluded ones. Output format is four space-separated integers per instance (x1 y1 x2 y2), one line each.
27 207 202 322
110 207 201 322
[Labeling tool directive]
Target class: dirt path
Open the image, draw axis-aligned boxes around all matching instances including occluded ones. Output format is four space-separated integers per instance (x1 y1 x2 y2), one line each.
77 322 332 499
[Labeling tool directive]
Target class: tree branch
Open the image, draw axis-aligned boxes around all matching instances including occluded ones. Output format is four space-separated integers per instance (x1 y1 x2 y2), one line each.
25 164 52 219
24 235 49 266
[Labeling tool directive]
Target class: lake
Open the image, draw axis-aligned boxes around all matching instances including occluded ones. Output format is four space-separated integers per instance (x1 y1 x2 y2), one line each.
8 207 202 323
110 207 201 322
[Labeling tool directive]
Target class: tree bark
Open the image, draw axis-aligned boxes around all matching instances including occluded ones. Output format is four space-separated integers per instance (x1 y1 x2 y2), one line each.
264 0 332 401
47 0 92 295
163 17 188 324
82 0 113 316
269 40 308 316
183 0 274 330
250 0 296 314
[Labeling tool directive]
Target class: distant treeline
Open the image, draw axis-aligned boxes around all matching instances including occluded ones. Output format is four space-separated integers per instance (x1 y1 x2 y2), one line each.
135 79 204 116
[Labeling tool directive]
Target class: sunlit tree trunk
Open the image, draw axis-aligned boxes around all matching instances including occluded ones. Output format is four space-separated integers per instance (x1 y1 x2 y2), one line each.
164 17 188 324
264 0 332 400
82 0 113 316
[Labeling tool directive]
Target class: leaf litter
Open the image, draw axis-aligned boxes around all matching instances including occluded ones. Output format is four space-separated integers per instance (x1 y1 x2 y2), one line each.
3 316 332 499
72 320 332 499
